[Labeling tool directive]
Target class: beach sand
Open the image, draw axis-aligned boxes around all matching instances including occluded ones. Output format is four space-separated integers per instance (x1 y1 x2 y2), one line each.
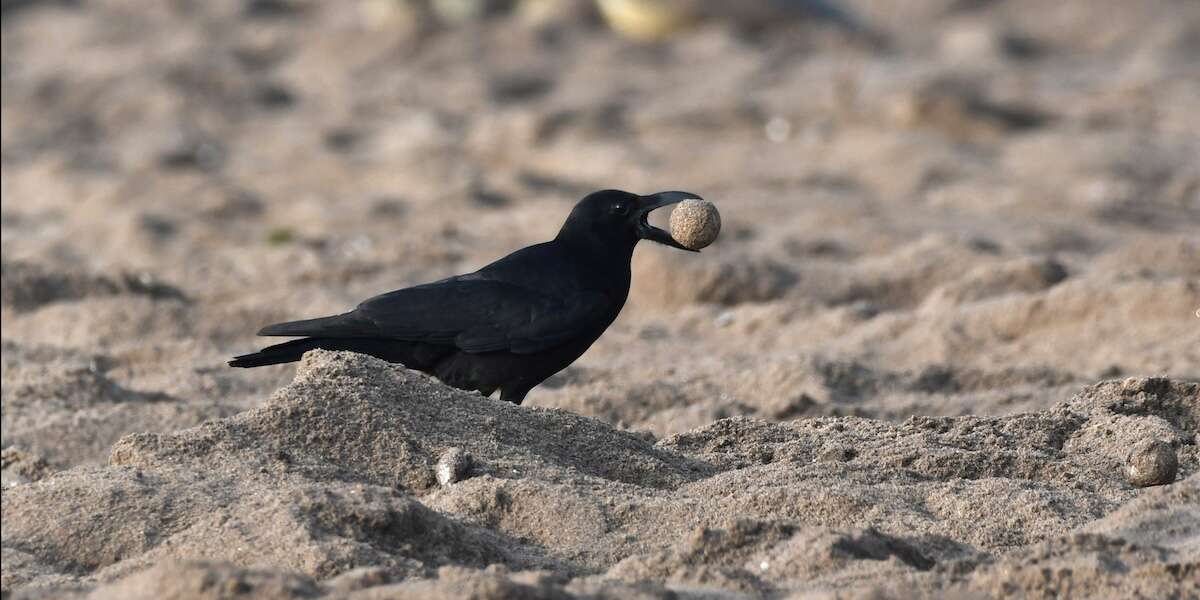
2 1 1198 597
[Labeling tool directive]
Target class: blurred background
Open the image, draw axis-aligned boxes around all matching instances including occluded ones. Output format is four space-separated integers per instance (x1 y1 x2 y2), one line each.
2 0 1198 470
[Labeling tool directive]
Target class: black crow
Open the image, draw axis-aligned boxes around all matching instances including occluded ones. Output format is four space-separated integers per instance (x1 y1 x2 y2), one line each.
230 189 702 404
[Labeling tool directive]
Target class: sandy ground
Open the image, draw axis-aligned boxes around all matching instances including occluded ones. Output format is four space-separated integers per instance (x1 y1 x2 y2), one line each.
2 0 1199 598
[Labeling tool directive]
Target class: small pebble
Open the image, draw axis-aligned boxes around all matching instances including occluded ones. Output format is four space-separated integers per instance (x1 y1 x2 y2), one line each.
669 199 721 250
765 116 792 143
435 447 473 487
714 311 735 328
1125 439 1177 487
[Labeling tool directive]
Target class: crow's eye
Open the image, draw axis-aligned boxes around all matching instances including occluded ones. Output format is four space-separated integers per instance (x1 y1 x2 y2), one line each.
611 202 631 216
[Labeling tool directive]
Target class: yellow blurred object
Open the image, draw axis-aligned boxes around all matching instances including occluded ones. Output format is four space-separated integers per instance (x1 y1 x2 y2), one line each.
358 0 420 30
595 0 696 41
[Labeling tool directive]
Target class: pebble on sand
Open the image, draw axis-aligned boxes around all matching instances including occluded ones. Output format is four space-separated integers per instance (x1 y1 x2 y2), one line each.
1125 439 1178 488
436 447 474 487
669 199 721 250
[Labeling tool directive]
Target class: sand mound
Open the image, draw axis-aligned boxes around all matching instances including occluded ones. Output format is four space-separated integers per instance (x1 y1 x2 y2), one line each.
3 351 1194 598
109 350 707 491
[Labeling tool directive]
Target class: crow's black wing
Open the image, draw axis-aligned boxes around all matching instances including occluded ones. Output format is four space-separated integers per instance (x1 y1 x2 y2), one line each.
257 276 611 355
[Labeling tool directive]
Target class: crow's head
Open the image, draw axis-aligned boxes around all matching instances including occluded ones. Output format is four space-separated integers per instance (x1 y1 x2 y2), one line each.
558 189 702 253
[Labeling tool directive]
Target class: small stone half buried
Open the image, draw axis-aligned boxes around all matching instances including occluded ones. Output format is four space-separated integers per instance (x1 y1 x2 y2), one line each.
435 447 474 487
1125 439 1177 487
669 199 721 250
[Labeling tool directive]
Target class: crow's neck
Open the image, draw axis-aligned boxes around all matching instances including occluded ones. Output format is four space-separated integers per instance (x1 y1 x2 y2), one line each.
555 232 635 286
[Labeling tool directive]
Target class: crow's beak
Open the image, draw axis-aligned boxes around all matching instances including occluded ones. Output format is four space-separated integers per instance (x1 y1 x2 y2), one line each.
635 191 702 252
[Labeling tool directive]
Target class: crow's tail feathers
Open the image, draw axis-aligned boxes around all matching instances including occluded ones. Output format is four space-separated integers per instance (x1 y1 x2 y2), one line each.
257 312 369 337
228 338 334 368
232 312 377 367
229 337 448 369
